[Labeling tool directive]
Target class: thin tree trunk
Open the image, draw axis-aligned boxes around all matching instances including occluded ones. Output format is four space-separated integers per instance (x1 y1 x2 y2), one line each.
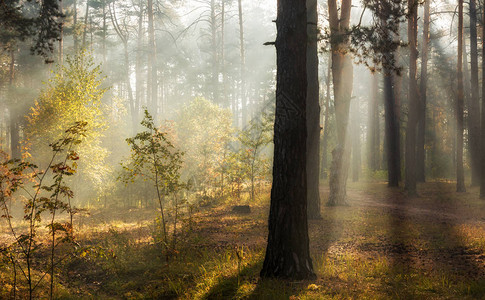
307 0 321 219
8 50 20 160
261 0 315 279
368 71 379 171
417 0 430 183
148 0 158 119
351 99 361 182
82 0 89 49
468 0 480 186
457 0 466 192
238 0 246 125
480 5 485 198
405 0 418 195
73 0 78 53
320 59 331 179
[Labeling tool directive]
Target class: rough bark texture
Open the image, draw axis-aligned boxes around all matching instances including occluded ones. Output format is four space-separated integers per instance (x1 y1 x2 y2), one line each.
417 0 430 183
405 0 418 196
468 0 480 187
456 0 466 192
306 0 321 219
261 0 315 280
327 0 353 206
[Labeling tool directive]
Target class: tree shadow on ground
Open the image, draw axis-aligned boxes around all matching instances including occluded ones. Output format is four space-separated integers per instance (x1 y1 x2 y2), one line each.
385 182 485 298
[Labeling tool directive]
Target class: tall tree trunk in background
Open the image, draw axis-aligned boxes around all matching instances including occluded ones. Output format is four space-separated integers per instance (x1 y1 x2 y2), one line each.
405 0 418 196
417 0 430 183
468 0 480 187
8 50 20 160
351 100 361 182
82 0 89 49
456 0 466 192
480 6 485 198
148 0 158 119
221 0 227 107
209 0 219 105
135 1 144 130
306 0 321 219
73 0 78 53
238 0 246 125
383 71 399 186
58 0 63 68
327 0 353 206
368 71 379 171
320 60 331 179
260 0 315 280
102 0 107 64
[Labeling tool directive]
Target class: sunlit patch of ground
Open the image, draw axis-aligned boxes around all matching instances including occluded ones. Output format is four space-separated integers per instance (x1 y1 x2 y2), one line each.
1 181 484 299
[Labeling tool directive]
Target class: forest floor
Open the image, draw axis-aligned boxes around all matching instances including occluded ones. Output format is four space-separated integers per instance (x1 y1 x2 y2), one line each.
1 181 485 299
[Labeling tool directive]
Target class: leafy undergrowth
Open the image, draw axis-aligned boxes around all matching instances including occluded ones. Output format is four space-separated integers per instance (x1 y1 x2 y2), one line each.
1 181 485 299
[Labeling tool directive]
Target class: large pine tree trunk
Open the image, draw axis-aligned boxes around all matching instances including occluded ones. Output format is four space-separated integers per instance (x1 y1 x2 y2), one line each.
306 0 321 219
417 0 430 183
456 0 466 192
468 0 480 187
261 0 315 280
383 71 399 186
327 0 353 206
405 0 418 195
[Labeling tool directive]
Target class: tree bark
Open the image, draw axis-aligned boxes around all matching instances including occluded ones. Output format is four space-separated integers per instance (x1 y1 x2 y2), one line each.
8 50 20 160
468 0 480 187
82 0 89 49
480 5 485 198
351 99 361 182
405 0 418 195
368 71 379 171
238 0 246 125
327 0 353 206
261 0 315 280
320 59 331 179
417 0 430 183
306 0 321 219
456 0 466 192
148 0 158 119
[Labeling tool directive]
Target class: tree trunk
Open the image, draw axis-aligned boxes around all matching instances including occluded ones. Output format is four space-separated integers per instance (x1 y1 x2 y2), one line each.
456 0 466 192
327 0 353 206
261 0 315 280
320 59 331 179
468 0 480 187
73 0 78 53
8 50 20 160
383 71 399 186
480 5 485 198
135 1 144 131
238 0 246 125
405 0 418 196
306 0 321 219
82 0 89 49
148 0 158 119
368 71 379 171
351 99 361 182
417 0 430 183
